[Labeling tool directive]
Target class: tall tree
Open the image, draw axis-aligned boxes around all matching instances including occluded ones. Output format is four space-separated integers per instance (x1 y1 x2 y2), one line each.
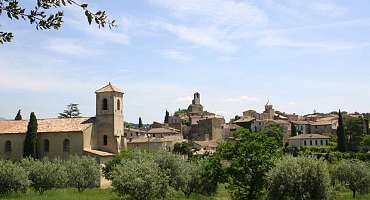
290 122 297 137
14 109 22 120
337 110 346 152
364 117 369 135
138 117 143 128
59 103 81 118
164 110 169 124
0 0 116 44
23 112 38 158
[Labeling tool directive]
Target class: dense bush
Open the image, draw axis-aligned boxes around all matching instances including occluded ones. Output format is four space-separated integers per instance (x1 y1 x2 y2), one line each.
20 158 67 194
0 160 29 196
112 159 169 200
267 157 331 200
332 160 370 198
194 157 222 196
303 151 370 162
65 156 100 192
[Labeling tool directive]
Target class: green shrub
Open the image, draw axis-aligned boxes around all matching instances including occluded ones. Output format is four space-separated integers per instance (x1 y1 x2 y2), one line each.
112 159 169 200
332 160 370 198
0 160 29 196
20 158 67 194
267 157 331 200
65 156 100 192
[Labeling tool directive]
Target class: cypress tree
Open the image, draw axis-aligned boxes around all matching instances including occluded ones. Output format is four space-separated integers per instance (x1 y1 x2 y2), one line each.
337 110 346 152
23 112 38 158
291 122 297 137
164 110 169 124
14 109 22 120
138 117 143 128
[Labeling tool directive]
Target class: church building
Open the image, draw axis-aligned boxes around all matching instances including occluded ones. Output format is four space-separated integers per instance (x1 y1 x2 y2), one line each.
0 83 126 162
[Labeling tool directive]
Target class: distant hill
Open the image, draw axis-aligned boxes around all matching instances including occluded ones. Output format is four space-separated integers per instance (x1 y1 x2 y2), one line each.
0 117 6 120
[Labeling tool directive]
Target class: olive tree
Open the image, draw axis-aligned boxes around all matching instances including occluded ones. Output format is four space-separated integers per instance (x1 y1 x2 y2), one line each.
178 161 202 198
0 160 29 196
267 157 331 200
217 128 281 200
20 158 67 194
332 160 370 198
64 156 100 192
112 159 169 200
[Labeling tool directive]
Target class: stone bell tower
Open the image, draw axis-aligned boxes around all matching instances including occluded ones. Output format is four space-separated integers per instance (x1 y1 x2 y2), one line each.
94 82 125 153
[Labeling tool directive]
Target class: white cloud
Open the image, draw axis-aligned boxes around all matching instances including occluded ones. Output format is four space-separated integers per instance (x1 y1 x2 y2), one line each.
257 35 370 50
226 96 259 102
175 96 192 103
150 0 268 53
46 38 99 56
160 49 192 62
310 1 348 18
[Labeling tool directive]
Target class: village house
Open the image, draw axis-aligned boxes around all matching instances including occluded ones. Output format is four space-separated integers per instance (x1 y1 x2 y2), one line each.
288 134 330 149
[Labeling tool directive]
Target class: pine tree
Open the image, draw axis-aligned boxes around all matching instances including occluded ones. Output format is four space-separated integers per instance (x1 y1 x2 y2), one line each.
337 110 346 152
138 117 143 128
14 109 22 120
23 112 38 158
290 122 297 137
59 103 81 118
164 110 169 124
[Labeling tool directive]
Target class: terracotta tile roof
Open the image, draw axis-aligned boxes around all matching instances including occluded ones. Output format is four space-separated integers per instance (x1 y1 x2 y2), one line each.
84 148 115 157
95 82 123 93
193 140 219 148
0 117 94 134
288 134 330 140
147 127 180 134
128 135 183 143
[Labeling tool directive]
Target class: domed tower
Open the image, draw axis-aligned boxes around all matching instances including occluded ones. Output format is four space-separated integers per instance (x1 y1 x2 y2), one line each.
94 82 125 153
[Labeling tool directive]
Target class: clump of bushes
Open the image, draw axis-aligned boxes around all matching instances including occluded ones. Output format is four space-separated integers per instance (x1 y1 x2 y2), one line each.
0 160 29 196
0 156 100 196
104 150 220 199
267 157 331 200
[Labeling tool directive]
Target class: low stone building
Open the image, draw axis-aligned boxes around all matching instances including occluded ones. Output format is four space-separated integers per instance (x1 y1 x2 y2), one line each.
288 134 330 149
127 127 184 151
0 83 126 162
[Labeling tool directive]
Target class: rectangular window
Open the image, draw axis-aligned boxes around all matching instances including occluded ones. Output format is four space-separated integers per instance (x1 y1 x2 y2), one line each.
320 140 323 145
310 140 312 145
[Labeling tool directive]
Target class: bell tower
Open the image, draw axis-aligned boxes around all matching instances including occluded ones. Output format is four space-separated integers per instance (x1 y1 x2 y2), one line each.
94 82 124 153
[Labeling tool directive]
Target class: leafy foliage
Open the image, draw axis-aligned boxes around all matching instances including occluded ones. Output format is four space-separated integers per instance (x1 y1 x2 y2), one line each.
332 160 370 198
58 103 81 118
64 156 100 192
0 0 116 43
261 123 284 146
14 109 22 120
23 112 38 158
20 158 67 194
217 128 282 200
267 157 331 200
337 110 347 152
291 122 297 137
173 142 192 156
164 110 170 123
0 160 29 196
112 158 169 200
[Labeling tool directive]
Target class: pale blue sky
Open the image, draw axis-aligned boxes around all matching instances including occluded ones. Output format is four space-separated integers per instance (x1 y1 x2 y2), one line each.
1 0 370 122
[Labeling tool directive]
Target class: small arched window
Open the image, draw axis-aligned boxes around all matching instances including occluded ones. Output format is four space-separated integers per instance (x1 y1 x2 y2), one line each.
5 141 11 153
117 99 121 110
103 135 108 146
103 98 108 110
44 139 50 153
63 139 70 153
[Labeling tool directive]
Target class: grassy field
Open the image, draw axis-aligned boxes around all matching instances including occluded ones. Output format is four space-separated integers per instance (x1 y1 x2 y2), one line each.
1 187 370 200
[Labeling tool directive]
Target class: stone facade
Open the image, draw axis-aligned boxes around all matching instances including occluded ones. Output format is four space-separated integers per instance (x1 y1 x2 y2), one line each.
0 83 126 162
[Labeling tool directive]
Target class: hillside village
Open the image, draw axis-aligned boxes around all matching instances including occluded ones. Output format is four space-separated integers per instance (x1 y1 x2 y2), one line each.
1 83 368 161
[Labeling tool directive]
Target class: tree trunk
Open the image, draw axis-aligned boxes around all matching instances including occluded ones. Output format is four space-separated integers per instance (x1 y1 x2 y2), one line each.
353 190 356 198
